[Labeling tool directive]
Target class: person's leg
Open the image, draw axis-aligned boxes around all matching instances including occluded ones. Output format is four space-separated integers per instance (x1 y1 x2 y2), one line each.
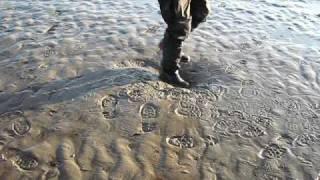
159 37 190 63
191 0 210 30
158 0 192 87
161 31 182 74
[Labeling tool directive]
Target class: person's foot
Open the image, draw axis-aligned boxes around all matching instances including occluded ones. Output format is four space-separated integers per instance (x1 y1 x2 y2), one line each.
159 70 190 88
159 40 190 63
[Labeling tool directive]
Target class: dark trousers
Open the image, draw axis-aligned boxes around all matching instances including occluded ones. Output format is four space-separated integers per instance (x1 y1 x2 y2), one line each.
158 0 210 73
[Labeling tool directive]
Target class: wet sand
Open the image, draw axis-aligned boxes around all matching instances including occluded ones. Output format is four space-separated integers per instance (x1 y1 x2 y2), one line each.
0 0 320 179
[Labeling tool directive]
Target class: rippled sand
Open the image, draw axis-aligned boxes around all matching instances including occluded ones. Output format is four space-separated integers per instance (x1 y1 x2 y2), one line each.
0 0 320 179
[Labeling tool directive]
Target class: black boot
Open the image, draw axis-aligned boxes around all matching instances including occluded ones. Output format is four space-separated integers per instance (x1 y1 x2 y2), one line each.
159 70 190 88
159 32 190 88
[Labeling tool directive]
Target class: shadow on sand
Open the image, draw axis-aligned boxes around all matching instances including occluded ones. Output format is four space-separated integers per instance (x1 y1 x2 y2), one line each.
0 57 237 114
0 68 157 114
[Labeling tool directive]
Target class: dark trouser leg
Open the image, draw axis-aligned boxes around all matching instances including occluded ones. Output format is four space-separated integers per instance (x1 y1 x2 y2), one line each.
157 0 192 87
161 31 182 73
191 0 210 30
158 0 192 74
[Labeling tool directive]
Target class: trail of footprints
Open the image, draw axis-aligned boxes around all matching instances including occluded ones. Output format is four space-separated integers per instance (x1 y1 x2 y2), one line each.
166 135 195 149
99 82 280 149
0 82 318 178
213 110 272 138
99 83 220 149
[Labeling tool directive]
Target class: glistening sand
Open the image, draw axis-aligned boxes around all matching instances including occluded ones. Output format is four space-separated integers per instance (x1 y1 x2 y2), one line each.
0 0 320 179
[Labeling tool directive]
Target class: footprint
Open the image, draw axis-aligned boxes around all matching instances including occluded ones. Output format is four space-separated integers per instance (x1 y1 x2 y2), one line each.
227 121 246 135
293 133 320 146
224 59 248 74
117 87 129 98
285 99 301 114
15 152 38 170
165 88 192 100
12 116 31 136
205 135 218 146
274 98 300 116
300 107 318 119
251 115 273 129
214 110 247 136
143 24 161 34
175 99 202 119
127 88 145 102
122 83 153 102
260 144 286 159
141 122 157 133
102 95 118 108
240 124 265 138
0 111 31 137
227 110 246 120
43 46 57 57
191 88 217 103
239 80 261 98
214 119 244 136
140 103 159 119
302 121 320 132
115 59 142 68
115 59 153 69
101 95 118 119
166 135 195 148
140 103 160 133
45 168 60 179
239 42 251 51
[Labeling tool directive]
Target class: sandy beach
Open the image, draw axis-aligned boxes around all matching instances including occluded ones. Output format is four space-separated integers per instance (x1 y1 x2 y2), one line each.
0 0 320 179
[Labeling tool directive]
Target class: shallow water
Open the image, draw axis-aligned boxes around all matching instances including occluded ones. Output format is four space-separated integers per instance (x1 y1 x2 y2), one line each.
0 0 320 179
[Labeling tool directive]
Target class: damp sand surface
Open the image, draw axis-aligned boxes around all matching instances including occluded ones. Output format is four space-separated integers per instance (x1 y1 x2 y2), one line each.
0 0 320 179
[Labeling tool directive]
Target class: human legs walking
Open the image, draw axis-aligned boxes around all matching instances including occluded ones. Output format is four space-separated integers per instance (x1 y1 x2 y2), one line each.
158 0 210 87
